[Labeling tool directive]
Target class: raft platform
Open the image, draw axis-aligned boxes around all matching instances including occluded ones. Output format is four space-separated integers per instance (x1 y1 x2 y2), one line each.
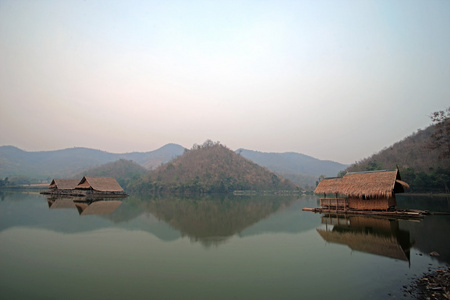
302 207 431 219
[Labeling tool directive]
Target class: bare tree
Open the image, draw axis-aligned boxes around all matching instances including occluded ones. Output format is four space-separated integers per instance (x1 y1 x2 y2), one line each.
428 107 450 159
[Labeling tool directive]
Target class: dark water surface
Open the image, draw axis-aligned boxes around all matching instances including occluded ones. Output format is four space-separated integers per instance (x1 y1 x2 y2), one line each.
1 192 449 299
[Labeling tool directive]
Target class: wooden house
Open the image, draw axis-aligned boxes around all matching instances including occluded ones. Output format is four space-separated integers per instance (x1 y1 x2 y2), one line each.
74 176 126 196
314 169 409 211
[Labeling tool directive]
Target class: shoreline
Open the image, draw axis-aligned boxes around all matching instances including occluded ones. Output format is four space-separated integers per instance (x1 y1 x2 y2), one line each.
403 267 450 299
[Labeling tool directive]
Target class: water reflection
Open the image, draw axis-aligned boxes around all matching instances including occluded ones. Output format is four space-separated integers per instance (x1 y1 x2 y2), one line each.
75 201 122 215
135 194 295 247
41 194 297 247
47 197 78 209
317 214 413 262
47 197 122 216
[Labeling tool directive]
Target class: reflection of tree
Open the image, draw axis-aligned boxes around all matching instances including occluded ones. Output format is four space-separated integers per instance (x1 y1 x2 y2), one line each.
138 194 294 247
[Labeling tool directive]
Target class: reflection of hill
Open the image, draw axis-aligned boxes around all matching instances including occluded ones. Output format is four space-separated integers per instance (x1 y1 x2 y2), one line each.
137 194 296 247
240 196 321 237
317 215 413 262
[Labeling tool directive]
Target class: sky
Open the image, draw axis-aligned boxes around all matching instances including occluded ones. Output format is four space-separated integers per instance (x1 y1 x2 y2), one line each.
0 0 449 164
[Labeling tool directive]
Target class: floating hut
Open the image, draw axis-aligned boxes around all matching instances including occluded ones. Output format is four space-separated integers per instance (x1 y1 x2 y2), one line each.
42 176 127 197
44 179 80 195
314 169 409 211
74 176 126 196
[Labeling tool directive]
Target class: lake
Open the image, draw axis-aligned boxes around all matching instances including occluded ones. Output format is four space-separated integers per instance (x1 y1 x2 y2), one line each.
1 191 449 299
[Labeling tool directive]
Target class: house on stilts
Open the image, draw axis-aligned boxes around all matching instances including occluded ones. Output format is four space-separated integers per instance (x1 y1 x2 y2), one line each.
44 179 81 196
74 176 127 197
314 169 409 211
41 176 127 198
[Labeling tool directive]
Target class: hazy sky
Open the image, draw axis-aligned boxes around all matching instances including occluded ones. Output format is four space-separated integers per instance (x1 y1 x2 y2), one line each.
1 0 449 164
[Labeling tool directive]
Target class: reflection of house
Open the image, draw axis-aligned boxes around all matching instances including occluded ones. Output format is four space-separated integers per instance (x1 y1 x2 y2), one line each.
47 198 77 209
315 169 409 211
317 214 412 262
75 176 125 196
75 201 122 215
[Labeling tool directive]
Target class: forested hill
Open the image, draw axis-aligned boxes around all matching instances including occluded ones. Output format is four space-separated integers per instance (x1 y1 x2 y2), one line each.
346 119 450 193
131 142 298 193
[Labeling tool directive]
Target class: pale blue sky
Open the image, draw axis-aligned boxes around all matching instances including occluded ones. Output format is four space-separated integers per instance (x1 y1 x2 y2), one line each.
1 0 449 164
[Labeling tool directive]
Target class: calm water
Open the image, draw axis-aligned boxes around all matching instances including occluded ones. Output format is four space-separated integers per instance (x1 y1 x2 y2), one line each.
1 192 449 300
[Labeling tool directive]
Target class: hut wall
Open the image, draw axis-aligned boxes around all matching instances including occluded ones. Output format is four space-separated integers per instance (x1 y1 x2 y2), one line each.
348 197 396 210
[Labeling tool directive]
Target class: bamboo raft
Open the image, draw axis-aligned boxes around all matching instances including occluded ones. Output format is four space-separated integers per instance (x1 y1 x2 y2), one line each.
302 207 430 219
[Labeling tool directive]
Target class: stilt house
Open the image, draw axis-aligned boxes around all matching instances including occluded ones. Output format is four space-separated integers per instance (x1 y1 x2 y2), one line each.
47 179 80 195
314 169 409 211
75 176 125 195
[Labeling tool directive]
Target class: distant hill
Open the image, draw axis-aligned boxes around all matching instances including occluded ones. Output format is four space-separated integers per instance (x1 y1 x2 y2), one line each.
133 142 299 193
346 121 450 193
237 149 348 188
0 144 186 181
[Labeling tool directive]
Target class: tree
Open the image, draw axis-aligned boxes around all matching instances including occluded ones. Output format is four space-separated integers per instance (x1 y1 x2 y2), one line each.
428 107 450 159
337 170 346 178
367 160 383 171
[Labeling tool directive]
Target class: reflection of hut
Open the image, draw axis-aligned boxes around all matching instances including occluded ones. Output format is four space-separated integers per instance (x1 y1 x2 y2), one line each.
315 169 409 211
75 201 122 215
317 215 412 262
47 198 77 209
75 176 126 196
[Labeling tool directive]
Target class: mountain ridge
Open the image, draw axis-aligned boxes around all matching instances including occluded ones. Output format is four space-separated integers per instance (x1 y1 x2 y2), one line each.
0 144 346 185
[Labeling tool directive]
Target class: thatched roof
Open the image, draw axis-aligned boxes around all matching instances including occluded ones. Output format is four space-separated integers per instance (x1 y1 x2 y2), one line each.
75 201 122 215
49 179 79 190
75 176 124 192
315 169 409 199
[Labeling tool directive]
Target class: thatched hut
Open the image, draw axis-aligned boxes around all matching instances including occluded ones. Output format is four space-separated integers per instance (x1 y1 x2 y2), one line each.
75 176 126 195
45 179 80 195
315 169 409 211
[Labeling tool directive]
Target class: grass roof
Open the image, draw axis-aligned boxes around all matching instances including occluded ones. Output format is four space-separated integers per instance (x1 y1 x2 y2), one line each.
315 169 409 198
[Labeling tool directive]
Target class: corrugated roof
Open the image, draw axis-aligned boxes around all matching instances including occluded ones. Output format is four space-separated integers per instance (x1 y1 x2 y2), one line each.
315 169 408 198
75 176 124 192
